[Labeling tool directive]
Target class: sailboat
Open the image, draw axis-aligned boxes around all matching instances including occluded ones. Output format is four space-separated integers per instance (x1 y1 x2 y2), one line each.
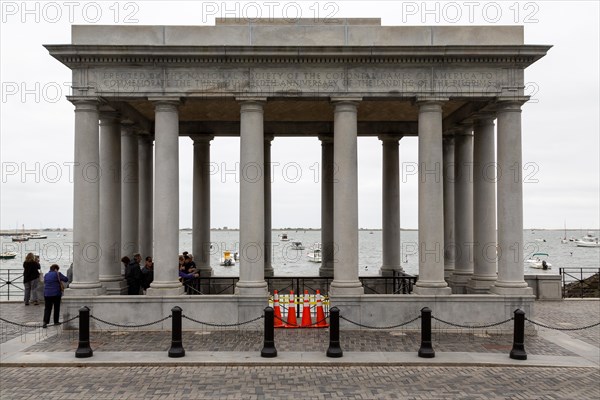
560 221 568 244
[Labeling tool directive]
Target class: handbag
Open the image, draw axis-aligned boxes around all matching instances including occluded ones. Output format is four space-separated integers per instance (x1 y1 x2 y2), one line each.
58 272 64 292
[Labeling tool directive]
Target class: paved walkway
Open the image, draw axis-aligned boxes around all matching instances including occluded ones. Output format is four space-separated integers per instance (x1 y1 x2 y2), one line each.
1 300 599 399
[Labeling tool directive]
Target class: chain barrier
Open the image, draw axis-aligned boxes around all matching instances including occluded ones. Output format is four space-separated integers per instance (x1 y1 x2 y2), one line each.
182 314 263 327
90 315 171 328
0 316 80 329
525 318 600 331
0 317 43 329
339 315 421 330
431 316 513 329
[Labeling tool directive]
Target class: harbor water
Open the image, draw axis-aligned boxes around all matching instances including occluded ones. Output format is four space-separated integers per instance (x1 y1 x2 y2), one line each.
1 229 598 277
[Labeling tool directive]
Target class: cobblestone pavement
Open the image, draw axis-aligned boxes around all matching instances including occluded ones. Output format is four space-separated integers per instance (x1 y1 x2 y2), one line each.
1 365 598 400
1 300 599 400
533 300 600 347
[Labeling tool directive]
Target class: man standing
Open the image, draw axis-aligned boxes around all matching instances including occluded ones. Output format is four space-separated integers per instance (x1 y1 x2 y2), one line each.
125 253 142 295
141 256 154 294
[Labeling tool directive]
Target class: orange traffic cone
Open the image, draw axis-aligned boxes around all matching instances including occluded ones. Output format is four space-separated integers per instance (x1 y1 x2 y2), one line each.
285 290 297 328
301 290 313 327
273 290 284 328
314 290 329 328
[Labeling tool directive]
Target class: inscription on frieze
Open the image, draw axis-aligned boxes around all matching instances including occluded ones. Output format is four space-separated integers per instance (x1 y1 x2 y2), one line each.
89 66 508 97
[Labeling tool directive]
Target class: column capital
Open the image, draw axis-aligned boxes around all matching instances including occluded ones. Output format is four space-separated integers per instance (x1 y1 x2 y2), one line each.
318 134 333 144
455 125 473 136
494 97 528 111
472 112 496 124
138 133 155 144
238 98 266 112
190 134 214 144
149 97 181 111
378 134 403 143
99 110 121 124
68 96 100 111
415 96 448 108
331 97 361 110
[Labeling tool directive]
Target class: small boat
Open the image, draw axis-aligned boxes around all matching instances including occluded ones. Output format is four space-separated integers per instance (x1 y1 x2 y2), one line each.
280 233 290 242
290 241 305 250
575 233 600 248
560 221 568 244
220 250 236 266
11 235 29 242
0 252 18 260
525 253 552 270
29 233 47 239
307 243 322 263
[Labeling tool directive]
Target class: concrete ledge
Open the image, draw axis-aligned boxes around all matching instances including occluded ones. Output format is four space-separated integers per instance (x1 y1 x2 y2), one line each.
1 351 596 368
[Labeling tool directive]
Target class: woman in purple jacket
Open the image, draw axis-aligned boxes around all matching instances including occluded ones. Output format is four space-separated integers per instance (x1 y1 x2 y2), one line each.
43 264 68 328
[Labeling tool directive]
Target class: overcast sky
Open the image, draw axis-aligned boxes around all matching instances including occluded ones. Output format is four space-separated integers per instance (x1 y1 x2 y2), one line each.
0 1 598 230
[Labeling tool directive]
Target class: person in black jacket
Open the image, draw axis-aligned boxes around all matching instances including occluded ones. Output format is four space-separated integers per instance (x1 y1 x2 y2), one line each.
125 253 142 295
140 256 154 294
23 252 41 305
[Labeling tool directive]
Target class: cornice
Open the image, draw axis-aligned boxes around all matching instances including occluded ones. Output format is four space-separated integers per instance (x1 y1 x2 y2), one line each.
44 45 551 68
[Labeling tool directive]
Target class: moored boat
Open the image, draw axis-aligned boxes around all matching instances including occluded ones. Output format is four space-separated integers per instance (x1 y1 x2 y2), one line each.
575 233 600 248
0 251 18 260
525 253 552 270
307 243 322 263
290 241 305 250
220 250 236 266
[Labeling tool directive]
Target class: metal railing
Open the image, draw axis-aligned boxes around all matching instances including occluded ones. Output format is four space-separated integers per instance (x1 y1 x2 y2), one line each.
0 269 24 300
184 272 417 296
559 268 600 298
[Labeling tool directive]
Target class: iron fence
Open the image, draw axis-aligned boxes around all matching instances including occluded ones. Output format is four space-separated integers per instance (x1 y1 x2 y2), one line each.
559 268 600 298
0 269 24 300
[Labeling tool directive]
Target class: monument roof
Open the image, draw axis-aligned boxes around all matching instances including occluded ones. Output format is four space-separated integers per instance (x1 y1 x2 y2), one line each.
70 20 525 47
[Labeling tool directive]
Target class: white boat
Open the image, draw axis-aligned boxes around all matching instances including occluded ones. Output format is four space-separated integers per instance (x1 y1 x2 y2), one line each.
219 250 236 266
280 233 290 241
0 251 18 260
525 253 552 270
307 243 322 263
11 235 29 242
29 233 47 239
290 241 305 250
575 233 600 248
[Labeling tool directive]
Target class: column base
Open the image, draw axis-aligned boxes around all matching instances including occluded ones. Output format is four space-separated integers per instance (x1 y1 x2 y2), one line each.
447 271 473 294
146 281 185 296
443 263 455 279
63 285 106 296
489 283 533 296
197 266 213 277
380 266 404 277
413 280 451 295
466 275 497 294
235 281 269 295
99 278 128 295
329 280 364 296
318 262 334 278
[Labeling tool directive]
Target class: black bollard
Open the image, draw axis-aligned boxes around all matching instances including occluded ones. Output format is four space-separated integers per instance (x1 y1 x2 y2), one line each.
326 307 343 358
418 307 435 358
261 307 277 358
75 306 93 358
510 309 527 360
168 306 185 358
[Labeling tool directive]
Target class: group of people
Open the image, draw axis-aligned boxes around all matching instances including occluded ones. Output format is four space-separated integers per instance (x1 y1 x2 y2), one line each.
22 252 69 328
121 254 154 295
